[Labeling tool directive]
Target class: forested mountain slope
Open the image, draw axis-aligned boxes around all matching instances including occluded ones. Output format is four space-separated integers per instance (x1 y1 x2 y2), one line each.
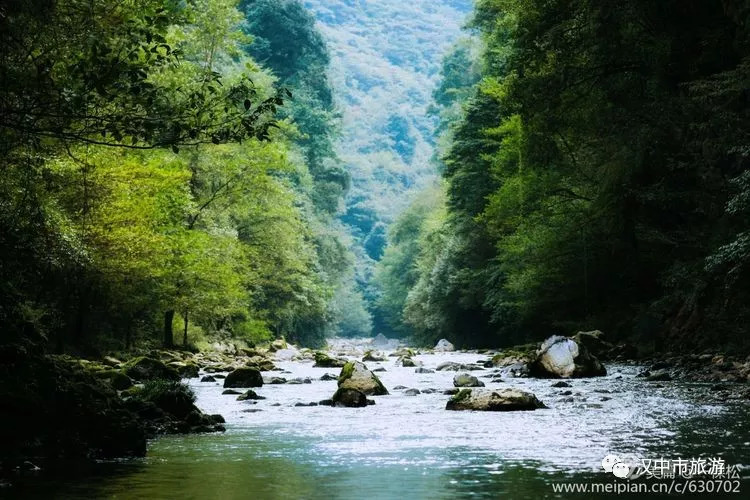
302 0 473 302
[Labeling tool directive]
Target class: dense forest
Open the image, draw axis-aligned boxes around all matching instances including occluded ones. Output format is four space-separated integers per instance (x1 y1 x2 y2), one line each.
2 0 750 355
0 0 372 352
2 0 750 492
375 0 750 353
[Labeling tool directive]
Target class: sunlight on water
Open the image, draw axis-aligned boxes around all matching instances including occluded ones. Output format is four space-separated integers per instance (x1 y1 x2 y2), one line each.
17 342 750 499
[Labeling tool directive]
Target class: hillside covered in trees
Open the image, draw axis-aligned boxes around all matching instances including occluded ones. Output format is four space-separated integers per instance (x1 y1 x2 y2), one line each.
0 0 366 351
375 0 750 353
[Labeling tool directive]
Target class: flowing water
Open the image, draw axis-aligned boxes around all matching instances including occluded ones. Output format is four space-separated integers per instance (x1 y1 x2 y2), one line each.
13 341 750 498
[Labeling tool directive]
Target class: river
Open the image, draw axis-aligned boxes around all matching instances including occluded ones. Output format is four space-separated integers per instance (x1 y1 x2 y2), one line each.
13 340 750 498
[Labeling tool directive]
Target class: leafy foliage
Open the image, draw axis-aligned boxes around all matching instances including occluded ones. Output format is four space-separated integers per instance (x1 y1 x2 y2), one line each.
376 0 750 350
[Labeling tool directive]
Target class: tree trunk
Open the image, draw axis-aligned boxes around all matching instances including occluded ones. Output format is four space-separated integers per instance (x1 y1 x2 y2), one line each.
163 309 175 347
182 310 189 346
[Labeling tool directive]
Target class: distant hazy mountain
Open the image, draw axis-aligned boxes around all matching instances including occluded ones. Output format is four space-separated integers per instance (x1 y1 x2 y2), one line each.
303 0 473 260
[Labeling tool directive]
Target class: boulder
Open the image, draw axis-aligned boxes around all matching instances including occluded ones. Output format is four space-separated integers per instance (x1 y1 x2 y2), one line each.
571 330 613 358
200 375 216 382
362 350 386 362
487 344 538 368
110 372 133 391
436 361 483 372
274 347 300 361
313 352 348 368
404 388 421 396
453 373 485 387
434 339 455 352
397 356 421 367
123 357 180 382
446 388 546 411
337 361 389 395
551 381 572 388
331 388 368 407
237 389 265 401
531 336 606 378
168 362 199 378
415 367 434 374
269 339 287 352
223 368 263 388
498 362 530 378
102 356 124 368
287 377 312 384
264 376 287 384
320 373 338 381
246 356 275 372
222 389 241 395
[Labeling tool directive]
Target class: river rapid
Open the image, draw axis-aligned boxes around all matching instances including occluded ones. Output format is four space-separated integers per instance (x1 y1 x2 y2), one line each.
15 339 750 499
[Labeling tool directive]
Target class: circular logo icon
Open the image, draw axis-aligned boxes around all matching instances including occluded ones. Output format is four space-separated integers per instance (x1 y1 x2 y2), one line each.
602 455 620 473
612 462 631 478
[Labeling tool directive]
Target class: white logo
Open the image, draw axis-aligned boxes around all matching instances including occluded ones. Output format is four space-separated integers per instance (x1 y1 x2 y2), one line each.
602 455 631 478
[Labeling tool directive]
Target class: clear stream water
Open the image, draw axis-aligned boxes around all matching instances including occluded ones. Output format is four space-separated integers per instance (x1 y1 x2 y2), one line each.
12 341 750 499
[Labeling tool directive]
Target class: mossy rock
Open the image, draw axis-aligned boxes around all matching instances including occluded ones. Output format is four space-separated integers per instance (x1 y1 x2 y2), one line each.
337 361 388 396
168 362 199 378
123 357 180 382
313 352 347 368
362 350 386 362
446 388 546 411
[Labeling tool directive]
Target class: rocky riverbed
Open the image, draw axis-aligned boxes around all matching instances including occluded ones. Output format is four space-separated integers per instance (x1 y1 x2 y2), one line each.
5 336 750 498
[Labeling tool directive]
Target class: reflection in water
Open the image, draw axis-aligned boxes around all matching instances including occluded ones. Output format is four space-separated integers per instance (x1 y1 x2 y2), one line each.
11 349 750 499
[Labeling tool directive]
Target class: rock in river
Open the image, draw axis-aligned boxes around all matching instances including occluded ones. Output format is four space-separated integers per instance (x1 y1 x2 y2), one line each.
434 339 455 352
223 368 263 388
313 352 348 368
531 335 606 378
446 388 546 411
237 389 265 401
337 361 389 395
362 350 386 362
453 373 485 387
331 388 368 407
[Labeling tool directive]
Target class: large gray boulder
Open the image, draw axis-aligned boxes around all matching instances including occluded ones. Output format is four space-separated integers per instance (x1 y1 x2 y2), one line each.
434 339 455 352
337 361 389 395
531 335 606 378
453 373 485 387
446 388 546 411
